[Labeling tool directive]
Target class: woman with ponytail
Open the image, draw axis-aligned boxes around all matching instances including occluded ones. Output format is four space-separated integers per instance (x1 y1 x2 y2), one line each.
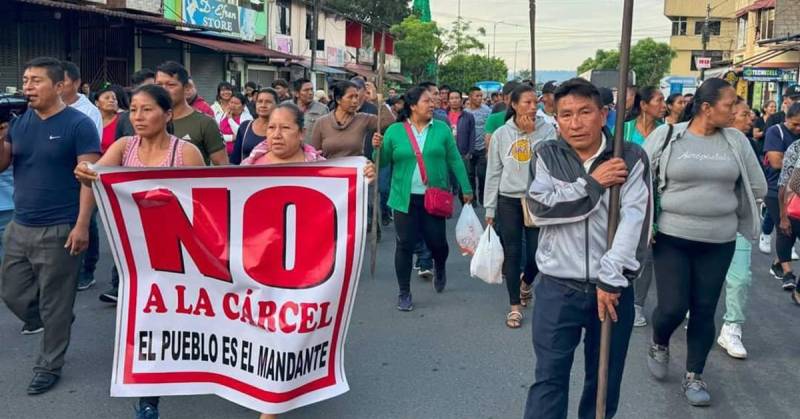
643 78 766 407
665 93 686 125
484 84 556 328
616 86 666 146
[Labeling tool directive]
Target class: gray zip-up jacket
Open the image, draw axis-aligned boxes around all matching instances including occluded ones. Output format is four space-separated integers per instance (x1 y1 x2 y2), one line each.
644 122 767 241
484 117 557 218
527 132 652 292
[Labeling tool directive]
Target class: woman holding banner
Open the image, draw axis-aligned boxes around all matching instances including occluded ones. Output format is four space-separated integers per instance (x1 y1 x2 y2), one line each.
240 101 374 419
74 84 205 419
371 87 473 312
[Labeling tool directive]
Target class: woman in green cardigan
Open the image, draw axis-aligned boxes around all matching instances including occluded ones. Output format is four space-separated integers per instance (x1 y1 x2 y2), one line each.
372 87 473 311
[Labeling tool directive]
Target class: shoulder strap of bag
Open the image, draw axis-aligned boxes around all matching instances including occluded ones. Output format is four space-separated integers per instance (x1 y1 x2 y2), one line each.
169 136 179 167
403 121 429 185
241 120 253 163
656 124 674 186
660 124 674 154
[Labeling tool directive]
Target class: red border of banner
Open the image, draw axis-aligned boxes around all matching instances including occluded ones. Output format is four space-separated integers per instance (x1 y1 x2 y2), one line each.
101 166 358 403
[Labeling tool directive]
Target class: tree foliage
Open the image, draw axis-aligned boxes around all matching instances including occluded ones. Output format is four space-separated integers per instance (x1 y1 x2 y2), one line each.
576 38 675 87
439 54 508 92
438 19 486 63
326 0 410 28
391 15 443 83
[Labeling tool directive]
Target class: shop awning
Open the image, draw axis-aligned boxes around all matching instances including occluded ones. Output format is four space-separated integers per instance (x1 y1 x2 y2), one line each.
13 0 207 31
294 62 349 75
163 33 301 60
736 0 775 18
344 64 377 80
386 73 408 83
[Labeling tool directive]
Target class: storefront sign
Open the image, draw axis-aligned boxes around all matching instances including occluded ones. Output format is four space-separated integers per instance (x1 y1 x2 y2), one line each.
183 0 240 33
326 47 345 68
275 35 293 54
742 67 794 82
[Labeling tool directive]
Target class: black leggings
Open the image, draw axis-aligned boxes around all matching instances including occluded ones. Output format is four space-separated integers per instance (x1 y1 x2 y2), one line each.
394 195 449 295
495 196 539 305
651 233 735 374
765 195 798 263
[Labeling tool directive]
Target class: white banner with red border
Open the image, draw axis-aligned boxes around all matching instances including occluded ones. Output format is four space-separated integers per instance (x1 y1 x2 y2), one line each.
93 158 367 414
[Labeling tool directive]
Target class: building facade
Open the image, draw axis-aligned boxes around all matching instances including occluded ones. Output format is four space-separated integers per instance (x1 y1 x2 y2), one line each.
726 0 800 109
0 0 403 100
664 0 738 77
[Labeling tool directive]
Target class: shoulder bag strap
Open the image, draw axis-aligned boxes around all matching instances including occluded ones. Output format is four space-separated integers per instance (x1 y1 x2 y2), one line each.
169 136 179 167
657 124 675 185
241 120 253 163
403 121 428 185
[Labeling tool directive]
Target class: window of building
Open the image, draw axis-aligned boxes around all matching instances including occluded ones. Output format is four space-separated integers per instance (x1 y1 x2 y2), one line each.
277 0 291 36
671 17 687 36
737 16 747 49
690 50 724 71
694 20 721 36
758 8 775 40
306 11 313 40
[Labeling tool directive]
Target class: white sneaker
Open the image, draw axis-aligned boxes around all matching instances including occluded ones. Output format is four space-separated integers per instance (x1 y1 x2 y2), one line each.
758 234 771 254
717 323 747 359
793 247 799 261
633 305 647 327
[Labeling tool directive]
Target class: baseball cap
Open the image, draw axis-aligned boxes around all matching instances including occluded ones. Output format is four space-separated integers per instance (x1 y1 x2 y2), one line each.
598 87 614 107
541 81 559 94
785 84 800 98
351 78 366 90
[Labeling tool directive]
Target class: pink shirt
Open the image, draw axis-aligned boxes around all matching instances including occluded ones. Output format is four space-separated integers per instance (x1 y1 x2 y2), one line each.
241 141 325 166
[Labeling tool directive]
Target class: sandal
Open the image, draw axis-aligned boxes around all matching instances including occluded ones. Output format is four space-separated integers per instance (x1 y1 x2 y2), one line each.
506 310 523 329
520 281 533 307
793 289 800 306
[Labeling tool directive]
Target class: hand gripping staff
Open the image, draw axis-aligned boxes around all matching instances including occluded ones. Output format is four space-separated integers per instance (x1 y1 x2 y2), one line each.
597 1 635 418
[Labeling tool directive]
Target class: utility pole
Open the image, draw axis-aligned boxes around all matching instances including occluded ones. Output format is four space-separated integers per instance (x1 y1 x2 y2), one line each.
700 1 710 80
529 0 536 83
309 0 321 86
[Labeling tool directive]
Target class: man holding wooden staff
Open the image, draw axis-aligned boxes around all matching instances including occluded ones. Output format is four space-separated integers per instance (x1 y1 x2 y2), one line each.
522 78 652 419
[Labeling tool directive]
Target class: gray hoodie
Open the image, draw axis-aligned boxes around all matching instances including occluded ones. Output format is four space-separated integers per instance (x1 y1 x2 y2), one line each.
484 117 557 218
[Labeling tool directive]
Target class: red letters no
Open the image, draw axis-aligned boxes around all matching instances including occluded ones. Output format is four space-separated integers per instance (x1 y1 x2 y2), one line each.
242 186 336 288
133 188 231 282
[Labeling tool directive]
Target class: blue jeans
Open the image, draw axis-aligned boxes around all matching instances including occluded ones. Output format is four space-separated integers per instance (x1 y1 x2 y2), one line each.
524 278 634 419
762 206 774 235
414 239 433 271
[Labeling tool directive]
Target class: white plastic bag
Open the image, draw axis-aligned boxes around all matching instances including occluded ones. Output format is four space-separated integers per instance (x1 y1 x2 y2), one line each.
470 226 504 285
455 204 484 256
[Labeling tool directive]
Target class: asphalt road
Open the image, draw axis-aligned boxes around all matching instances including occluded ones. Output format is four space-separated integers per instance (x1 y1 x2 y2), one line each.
1 211 798 419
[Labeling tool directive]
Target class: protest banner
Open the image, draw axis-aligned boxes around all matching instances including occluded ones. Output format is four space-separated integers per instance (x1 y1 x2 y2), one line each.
93 157 368 414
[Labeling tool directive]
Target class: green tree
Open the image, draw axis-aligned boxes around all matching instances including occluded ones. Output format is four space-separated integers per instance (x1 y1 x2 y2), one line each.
575 38 674 87
630 38 676 88
516 69 533 81
439 54 508 92
577 49 620 74
391 15 443 83
438 19 486 63
326 0 410 28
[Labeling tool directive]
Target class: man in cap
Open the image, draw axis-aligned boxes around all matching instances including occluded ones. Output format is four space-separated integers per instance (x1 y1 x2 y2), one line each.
537 81 558 126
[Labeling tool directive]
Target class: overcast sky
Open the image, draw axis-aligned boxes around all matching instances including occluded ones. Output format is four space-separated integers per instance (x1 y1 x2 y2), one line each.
429 0 671 72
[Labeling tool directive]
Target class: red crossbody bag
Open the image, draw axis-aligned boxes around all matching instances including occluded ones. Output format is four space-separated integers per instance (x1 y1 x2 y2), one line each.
402 121 454 218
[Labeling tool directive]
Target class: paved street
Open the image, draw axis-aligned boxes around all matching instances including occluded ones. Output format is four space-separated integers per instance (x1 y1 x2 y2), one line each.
1 210 798 419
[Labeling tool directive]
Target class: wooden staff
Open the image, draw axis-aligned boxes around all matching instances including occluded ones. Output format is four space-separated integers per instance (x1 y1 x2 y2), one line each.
370 31 388 279
597 1 635 418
